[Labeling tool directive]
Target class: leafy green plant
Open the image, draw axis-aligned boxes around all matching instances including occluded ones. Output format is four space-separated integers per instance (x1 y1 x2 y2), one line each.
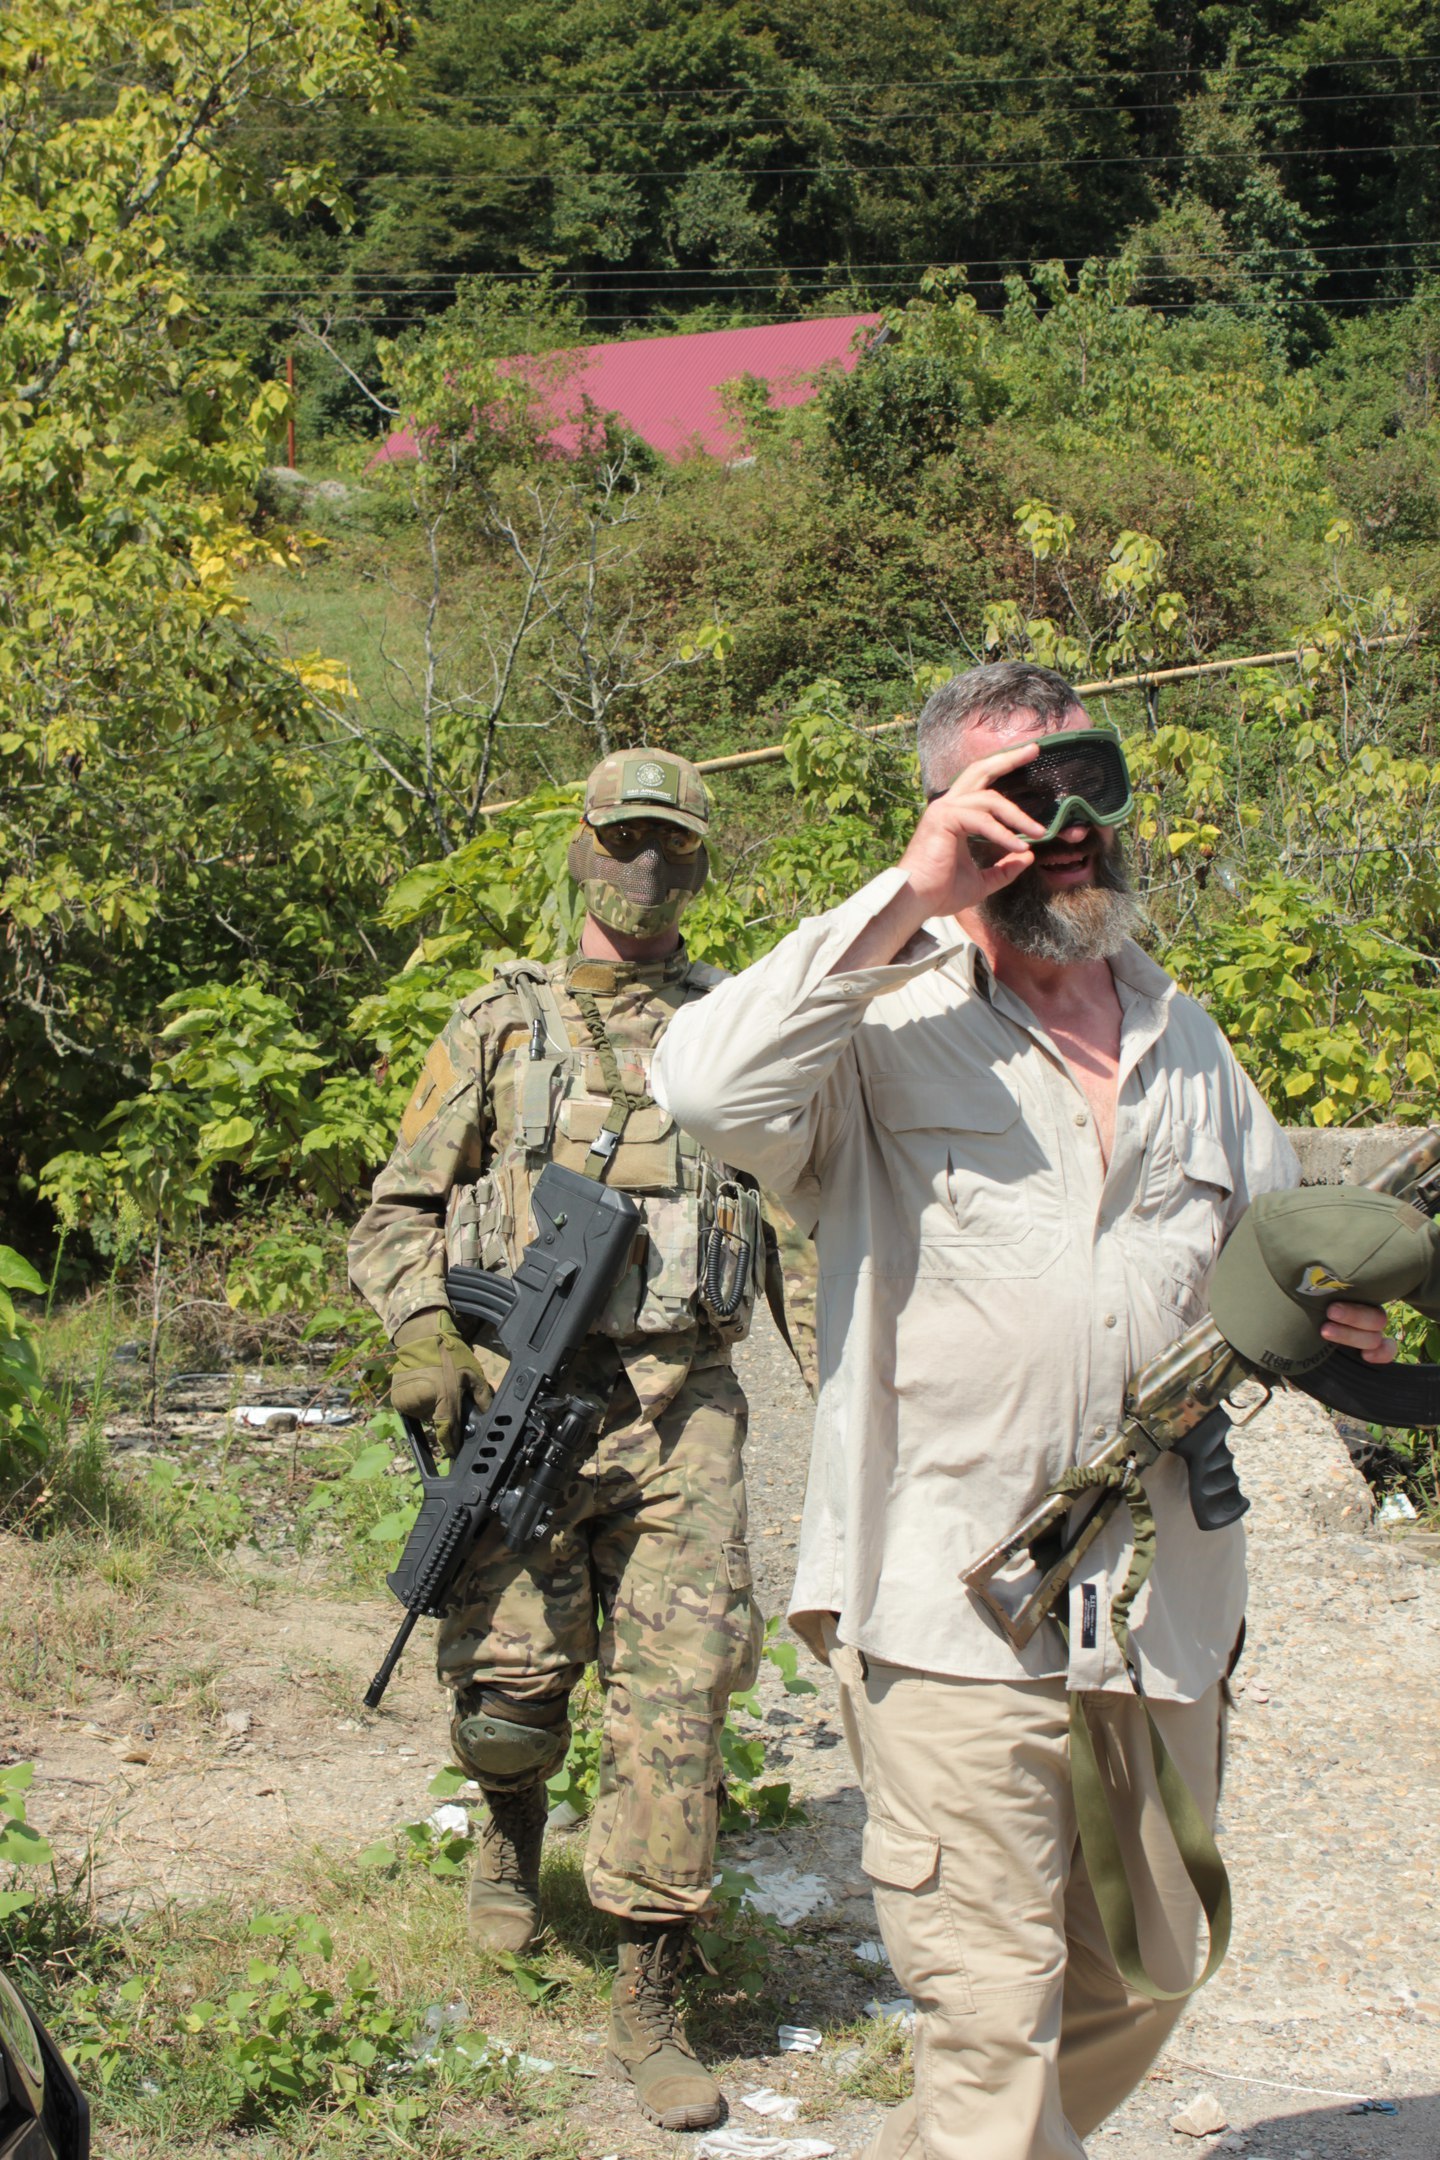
67 1911 437 2128
137 1455 251 1557
357 1769 476 1883
0 1248 55 1513
0 1763 55 1922
692 1865 785 2000
1365 1307 1440 1521
300 1415 419 1581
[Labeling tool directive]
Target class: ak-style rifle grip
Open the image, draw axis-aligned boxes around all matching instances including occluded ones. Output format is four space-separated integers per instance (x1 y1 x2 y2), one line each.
1172 1406 1250 1531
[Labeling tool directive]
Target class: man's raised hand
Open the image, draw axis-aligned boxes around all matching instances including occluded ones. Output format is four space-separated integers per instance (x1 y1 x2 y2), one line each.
896 741 1048 920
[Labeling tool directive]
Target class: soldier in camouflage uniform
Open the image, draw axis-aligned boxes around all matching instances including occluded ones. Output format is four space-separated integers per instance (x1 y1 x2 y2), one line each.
348 749 766 2135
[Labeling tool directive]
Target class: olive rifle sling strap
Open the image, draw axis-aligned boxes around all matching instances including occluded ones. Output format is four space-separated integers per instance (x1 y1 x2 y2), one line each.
570 987 649 1184
1055 1458 1232 2002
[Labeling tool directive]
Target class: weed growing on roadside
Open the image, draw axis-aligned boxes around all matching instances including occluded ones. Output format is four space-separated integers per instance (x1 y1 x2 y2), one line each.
356 1767 477 1883
299 1413 418 1585
57 1905 576 2144
836 2013 914 2106
0 1762 54 1921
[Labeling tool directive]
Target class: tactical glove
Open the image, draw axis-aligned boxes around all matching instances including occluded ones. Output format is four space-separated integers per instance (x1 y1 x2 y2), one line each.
390 1309 492 1456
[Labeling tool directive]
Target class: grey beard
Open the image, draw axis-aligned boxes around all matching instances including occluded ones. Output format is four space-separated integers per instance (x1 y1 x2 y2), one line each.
980 842 1144 964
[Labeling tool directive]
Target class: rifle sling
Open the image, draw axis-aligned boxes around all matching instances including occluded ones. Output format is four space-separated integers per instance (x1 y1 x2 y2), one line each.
1054 1456 1232 2002
570 987 649 1183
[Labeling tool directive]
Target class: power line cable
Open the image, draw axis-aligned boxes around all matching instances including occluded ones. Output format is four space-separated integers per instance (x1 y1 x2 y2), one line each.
341 294 1440 325
193 247 1440 287
374 83 1440 132
206 141 1440 185
368 54 1440 104
191 255 1440 291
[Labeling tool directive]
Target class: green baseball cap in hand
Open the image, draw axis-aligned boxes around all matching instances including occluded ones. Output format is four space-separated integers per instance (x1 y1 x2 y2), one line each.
1210 1187 1440 1376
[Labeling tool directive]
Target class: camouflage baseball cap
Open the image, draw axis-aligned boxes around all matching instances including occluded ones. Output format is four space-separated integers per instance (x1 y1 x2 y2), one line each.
1210 1187 1440 1376
583 749 710 836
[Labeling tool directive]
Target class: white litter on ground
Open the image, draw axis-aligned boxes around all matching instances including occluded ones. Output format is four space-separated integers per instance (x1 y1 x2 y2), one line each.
866 1995 916 2028
546 1798 584 1831
409 2001 468 2060
741 2086 802 2122
695 2132 836 2160
233 1405 356 1428
426 1804 470 1837
737 1862 832 1926
853 1938 890 1965
777 2023 823 2052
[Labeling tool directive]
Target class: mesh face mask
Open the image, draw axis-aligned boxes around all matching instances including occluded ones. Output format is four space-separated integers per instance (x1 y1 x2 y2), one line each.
567 822 709 936
988 729 1134 841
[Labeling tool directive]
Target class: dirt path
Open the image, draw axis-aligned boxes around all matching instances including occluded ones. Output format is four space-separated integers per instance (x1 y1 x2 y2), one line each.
8 1320 1440 2157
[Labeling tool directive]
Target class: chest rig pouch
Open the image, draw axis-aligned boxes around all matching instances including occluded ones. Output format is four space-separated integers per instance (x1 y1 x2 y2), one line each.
453 960 761 1343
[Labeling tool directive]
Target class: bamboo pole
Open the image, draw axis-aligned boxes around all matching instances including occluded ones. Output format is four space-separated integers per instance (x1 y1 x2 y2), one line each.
477 631 1418 814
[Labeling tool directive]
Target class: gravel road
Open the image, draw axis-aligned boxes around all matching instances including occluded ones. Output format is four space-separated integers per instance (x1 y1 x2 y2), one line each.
725 1315 1440 2160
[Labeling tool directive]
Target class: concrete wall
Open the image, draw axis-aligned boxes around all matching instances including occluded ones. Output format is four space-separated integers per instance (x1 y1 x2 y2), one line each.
1281 1125 1421 1186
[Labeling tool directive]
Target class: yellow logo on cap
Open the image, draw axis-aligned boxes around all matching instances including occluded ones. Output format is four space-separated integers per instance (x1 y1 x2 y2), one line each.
1294 1263 1353 1297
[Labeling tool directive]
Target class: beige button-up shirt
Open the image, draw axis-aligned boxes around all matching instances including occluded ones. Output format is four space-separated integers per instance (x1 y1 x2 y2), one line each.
651 869 1298 1701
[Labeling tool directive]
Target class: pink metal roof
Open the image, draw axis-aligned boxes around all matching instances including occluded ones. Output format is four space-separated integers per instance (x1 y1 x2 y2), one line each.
369 313 880 468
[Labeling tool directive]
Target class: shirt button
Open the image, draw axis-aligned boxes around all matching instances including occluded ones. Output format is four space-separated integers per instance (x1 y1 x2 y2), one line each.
1093 1423 1107 1440
1074 1110 1089 1127
1104 1313 1117 1329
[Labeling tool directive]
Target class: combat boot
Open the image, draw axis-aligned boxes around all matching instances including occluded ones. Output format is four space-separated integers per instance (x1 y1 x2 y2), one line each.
608 1920 722 2131
467 1783 546 1953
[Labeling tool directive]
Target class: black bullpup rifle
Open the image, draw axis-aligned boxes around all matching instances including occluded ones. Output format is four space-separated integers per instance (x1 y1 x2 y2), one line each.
965 1127 1440 1650
363 1163 641 1706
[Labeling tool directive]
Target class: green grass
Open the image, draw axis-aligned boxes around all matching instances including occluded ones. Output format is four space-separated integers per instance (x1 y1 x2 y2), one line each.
5 1822 832 2158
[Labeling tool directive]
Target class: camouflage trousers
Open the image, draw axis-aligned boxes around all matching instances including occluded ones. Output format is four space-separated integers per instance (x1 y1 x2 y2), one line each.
437 1352 761 1923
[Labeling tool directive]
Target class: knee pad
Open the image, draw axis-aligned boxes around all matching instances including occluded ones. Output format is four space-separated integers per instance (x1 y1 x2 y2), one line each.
451 1686 571 1791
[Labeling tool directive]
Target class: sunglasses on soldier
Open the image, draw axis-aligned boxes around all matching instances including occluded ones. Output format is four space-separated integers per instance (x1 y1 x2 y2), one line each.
587 818 705 862
930 728 1134 842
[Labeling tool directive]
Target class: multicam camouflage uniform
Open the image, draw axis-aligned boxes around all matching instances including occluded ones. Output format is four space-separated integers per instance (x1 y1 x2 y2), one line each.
348 947 764 1922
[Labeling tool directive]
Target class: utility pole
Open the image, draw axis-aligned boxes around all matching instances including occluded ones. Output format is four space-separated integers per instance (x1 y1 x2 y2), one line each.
286 352 297 469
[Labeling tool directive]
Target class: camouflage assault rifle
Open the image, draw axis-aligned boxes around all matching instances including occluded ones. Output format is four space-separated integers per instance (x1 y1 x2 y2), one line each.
965 1127 1440 1650
363 1164 642 1707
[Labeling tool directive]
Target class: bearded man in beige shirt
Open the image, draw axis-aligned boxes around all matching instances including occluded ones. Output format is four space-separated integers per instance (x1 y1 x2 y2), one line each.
650 662 1397 2159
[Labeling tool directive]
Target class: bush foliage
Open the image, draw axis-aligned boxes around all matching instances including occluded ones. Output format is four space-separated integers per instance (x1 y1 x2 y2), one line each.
4 0 1440 1301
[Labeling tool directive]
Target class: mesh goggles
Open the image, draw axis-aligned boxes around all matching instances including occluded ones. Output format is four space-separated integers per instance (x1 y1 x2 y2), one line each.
974 728 1134 841
586 817 706 862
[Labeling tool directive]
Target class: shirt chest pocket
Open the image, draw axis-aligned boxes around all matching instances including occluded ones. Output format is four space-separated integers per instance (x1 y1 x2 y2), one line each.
868 1074 1060 1279
1157 1123 1234 1318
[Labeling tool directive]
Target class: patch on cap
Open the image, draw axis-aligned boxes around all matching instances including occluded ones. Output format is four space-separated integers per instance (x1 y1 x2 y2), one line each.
583 746 710 833
1293 1263 1354 1297
626 756 678 802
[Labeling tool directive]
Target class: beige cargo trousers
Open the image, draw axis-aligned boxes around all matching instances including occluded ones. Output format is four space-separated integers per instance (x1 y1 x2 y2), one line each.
830 1639 1224 2160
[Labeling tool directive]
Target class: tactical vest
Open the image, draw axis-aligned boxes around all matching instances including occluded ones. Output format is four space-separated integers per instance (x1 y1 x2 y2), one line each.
444 957 763 1346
